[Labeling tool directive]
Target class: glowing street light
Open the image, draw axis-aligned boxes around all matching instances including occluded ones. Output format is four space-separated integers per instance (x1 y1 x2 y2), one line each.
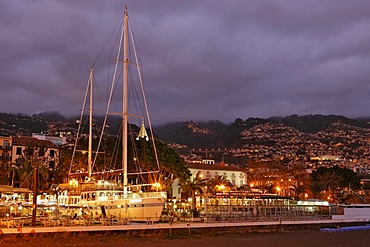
276 186 281 194
152 182 161 191
217 184 226 193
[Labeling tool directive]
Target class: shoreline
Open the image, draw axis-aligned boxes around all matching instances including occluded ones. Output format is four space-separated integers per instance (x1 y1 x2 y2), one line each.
1 219 369 236
1 228 370 247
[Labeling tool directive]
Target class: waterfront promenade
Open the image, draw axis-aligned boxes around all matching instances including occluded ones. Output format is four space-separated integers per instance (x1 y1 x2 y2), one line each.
0 218 367 235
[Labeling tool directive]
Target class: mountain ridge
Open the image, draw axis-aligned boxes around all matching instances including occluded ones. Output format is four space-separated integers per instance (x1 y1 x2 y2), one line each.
2 112 370 151
154 114 370 149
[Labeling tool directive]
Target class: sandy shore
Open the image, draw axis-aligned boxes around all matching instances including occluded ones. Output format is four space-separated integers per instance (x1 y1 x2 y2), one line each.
1 229 370 247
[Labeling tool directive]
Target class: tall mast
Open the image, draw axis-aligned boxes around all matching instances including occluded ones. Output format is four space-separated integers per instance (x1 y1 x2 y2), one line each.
88 67 93 178
123 6 129 193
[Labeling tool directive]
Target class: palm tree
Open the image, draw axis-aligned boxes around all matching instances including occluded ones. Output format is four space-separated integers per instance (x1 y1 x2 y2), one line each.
179 171 206 215
11 145 51 190
292 184 306 200
10 157 33 188
207 175 233 195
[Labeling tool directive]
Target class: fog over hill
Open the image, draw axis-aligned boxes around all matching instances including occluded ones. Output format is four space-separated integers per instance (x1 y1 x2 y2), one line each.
2 112 370 151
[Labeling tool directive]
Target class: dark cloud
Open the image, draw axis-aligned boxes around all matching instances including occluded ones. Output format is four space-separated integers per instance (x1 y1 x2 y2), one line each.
1 0 370 125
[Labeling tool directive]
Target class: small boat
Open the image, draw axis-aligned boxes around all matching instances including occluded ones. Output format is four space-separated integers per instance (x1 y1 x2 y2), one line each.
57 6 166 222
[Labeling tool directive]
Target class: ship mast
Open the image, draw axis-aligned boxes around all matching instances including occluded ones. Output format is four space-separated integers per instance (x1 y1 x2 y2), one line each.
88 67 93 179
123 6 129 194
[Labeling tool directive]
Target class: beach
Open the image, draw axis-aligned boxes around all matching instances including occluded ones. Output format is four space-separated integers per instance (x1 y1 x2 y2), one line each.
1 229 370 247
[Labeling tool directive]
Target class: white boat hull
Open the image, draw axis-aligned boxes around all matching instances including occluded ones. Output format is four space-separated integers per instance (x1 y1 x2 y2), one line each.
83 195 166 222
58 190 167 222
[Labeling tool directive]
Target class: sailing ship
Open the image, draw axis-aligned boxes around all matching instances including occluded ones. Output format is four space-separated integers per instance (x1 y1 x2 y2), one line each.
57 6 166 222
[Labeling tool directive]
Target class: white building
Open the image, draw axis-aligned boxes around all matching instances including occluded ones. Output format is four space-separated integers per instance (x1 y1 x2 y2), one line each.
172 161 247 199
32 133 67 146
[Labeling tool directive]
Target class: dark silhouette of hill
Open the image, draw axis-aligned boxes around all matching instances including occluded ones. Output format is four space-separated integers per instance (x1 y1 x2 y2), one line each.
154 114 370 149
66 114 124 136
279 114 369 132
0 113 48 135
2 112 370 151
33 111 66 122
154 120 226 149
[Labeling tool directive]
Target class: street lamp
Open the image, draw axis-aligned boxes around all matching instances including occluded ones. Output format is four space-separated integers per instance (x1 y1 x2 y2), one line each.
152 182 161 191
276 186 281 195
217 184 226 193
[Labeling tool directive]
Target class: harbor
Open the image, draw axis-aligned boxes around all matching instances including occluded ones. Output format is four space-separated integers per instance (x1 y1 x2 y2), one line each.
2 2 370 247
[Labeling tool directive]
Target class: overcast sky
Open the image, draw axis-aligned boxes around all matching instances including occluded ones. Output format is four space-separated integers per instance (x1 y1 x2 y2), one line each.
1 0 370 125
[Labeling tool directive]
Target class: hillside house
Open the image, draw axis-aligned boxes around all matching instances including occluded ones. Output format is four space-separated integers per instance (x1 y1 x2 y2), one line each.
11 136 59 169
0 136 12 183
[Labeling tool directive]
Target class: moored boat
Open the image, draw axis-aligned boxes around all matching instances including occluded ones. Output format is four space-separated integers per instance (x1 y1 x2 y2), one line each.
57 6 166 222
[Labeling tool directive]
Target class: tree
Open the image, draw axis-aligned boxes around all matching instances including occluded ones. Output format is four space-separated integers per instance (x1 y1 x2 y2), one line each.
310 165 361 202
131 138 190 189
12 145 50 190
53 144 73 184
207 175 233 195
292 184 306 200
310 181 324 198
179 171 206 214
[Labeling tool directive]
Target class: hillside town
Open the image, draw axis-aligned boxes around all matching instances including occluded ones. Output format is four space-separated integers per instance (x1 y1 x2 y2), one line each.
2 114 370 190
1 113 370 228
171 117 370 204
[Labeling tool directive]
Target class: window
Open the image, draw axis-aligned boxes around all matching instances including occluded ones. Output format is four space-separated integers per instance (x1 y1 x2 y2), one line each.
48 161 54 169
4 140 10 149
50 150 55 158
16 147 22 155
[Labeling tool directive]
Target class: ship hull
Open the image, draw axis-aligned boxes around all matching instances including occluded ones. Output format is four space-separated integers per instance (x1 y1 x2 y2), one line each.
58 189 167 222
83 195 166 222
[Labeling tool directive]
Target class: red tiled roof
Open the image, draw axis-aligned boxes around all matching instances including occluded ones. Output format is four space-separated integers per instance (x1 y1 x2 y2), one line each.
186 163 243 172
12 137 57 148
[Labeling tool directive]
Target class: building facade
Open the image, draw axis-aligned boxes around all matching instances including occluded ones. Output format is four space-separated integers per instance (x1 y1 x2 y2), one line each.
0 136 12 183
11 136 59 169
172 160 247 199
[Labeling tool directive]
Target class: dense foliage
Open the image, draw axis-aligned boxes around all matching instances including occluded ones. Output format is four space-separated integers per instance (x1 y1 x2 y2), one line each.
310 165 361 203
